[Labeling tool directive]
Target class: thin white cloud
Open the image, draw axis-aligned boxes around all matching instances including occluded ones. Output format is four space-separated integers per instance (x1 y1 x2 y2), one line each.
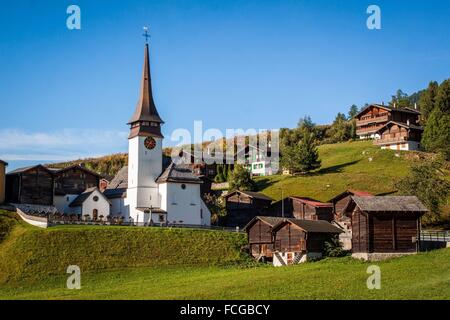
0 129 128 161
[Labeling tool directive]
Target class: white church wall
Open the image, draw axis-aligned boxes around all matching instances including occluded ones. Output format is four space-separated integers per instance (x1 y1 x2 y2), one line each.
81 189 110 221
161 182 203 225
53 194 78 214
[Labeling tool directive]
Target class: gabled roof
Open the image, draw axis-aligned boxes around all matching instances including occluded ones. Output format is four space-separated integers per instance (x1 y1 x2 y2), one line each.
273 218 343 234
156 162 202 184
351 196 428 213
0 160 8 166
328 189 373 202
290 196 332 208
224 190 273 202
375 121 424 133
104 166 128 199
355 104 421 118
7 164 53 175
51 164 103 178
69 187 110 207
244 216 284 231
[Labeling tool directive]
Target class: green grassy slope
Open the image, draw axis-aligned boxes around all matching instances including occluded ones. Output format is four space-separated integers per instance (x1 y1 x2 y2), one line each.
1 248 449 300
0 211 248 284
256 140 439 202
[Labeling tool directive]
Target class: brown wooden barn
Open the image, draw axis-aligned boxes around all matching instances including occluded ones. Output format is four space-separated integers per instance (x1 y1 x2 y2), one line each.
52 165 101 196
270 196 334 221
245 216 280 261
224 190 273 228
346 196 427 260
5 165 54 205
0 160 8 204
328 189 373 250
245 216 343 265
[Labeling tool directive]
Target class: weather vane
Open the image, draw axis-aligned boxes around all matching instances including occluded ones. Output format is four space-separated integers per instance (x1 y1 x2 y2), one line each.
142 26 150 43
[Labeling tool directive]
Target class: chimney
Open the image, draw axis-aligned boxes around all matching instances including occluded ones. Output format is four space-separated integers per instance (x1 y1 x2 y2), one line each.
414 103 417 110
407 119 410 126
381 101 384 106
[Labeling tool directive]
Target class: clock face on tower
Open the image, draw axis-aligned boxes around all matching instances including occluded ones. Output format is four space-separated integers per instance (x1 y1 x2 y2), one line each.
144 136 156 150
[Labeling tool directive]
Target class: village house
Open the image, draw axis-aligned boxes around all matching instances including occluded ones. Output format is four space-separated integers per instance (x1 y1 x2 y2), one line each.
345 196 428 260
245 216 343 266
224 190 273 228
0 160 7 204
374 121 424 151
68 187 111 221
355 104 421 139
270 196 334 222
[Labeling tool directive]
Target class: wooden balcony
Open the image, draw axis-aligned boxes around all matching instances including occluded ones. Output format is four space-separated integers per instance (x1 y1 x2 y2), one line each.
374 136 408 145
356 114 389 126
356 126 382 135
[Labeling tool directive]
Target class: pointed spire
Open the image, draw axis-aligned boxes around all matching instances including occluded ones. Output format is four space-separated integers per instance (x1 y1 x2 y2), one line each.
128 43 164 125
128 43 164 139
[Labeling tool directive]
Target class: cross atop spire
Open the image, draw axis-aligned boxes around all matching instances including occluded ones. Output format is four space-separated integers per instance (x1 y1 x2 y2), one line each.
142 26 150 43
128 40 164 139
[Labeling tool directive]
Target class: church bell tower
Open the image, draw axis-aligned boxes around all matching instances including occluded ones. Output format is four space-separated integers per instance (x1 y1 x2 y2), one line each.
126 39 164 223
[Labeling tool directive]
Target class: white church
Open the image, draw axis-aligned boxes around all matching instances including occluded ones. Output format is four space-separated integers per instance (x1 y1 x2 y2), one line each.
102 43 211 226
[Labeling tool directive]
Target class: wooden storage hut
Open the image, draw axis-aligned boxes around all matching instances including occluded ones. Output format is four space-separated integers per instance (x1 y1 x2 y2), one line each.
5 165 54 205
0 160 7 204
346 196 428 260
224 190 273 228
245 216 281 260
270 196 334 222
271 219 343 265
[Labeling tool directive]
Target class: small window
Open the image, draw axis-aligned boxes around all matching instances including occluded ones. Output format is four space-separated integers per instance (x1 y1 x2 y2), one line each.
158 214 165 222
181 184 186 190
93 196 99 202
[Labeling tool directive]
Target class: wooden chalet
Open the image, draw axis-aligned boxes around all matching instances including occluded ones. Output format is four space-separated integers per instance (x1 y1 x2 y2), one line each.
224 190 273 228
270 196 334 222
345 196 428 260
5 165 54 205
245 216 343 265
374 121 423 151
0 160 8 204
52 165 102 196
355 104 420 139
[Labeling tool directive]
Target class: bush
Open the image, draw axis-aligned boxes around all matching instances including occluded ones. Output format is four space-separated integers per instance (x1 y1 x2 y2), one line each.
323 235 347 258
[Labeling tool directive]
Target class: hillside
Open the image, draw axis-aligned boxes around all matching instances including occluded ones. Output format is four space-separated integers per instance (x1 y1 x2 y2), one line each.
255 140 445 200
1 245 449 299
0 211 248 284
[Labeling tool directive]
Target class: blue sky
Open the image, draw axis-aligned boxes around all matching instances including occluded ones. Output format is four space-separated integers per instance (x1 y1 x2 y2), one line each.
1 0 449 170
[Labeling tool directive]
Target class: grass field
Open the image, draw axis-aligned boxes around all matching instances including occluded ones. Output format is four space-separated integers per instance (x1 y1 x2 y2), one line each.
1 248 449 300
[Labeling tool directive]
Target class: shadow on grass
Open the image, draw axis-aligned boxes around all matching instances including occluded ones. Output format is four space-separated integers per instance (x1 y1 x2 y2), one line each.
255 178 276 191
312 160 361 175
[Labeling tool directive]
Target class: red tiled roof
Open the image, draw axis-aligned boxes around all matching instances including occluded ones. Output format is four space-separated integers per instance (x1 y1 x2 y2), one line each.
290 197 332 208
347 189 373 197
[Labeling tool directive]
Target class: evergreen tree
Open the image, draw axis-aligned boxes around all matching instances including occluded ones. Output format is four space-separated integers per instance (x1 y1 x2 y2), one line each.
418 81 439 123
348 104 359 119
395 159 450 224
296 131 321 173
214 165 225 183
228 165 256 191
421 79 450 159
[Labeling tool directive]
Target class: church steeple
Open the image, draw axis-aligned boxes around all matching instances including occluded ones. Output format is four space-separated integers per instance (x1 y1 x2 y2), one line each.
128 43 164 139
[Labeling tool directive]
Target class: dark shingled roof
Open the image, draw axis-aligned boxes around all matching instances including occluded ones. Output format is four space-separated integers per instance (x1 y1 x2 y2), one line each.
275 218 343 234
355 103 421 118
376 121 424 133
7 164 53 175
225 190 273 202
352 196 428 213
69 188 96 207
290 196 332 208
104 166 128 199
156 162 202 184
244 216 284 231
